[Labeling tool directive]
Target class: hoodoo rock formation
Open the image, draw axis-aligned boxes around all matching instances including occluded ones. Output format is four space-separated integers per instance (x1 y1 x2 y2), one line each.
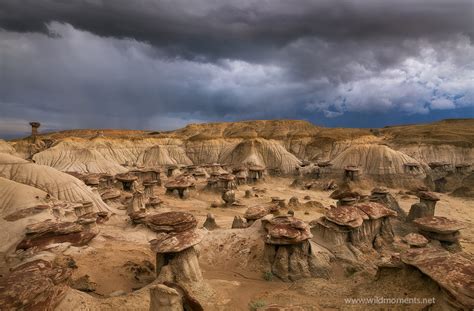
0 119 473 310
262 215 331 281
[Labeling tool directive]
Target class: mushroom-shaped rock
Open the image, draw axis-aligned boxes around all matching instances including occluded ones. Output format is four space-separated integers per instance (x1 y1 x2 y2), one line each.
354 202 397 219
165 178 194 199
413 216 465 234
146 212 197 233
418 191 440 202
262 216 329 282
371 186 389 194
325 205 368 228
413 216 465 243
100 188 121 201
402 233 429 248
262 216 312 245
115 173 138 182
165 178 194 189
150 230 204 253
244 205 270 221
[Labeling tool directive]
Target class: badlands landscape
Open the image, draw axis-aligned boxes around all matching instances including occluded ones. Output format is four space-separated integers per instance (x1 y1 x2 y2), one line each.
0 118 473 310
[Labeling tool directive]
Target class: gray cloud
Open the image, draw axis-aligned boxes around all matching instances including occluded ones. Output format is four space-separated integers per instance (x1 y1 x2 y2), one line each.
0 1 473 137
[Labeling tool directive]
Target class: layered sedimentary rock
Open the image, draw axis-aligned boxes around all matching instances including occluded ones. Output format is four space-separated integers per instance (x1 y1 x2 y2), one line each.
401 247 474 309
413 216 465 244
0 259 71 310
262 216 330 281
16 219 98 250
311 202 397 263
145 212 197 233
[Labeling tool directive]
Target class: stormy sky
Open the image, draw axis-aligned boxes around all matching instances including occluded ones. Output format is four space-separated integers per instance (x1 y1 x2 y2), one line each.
1 0 473 138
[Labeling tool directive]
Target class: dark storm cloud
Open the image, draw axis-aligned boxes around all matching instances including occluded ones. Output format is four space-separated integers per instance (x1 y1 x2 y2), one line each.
1 0 472 64
0 1 473 138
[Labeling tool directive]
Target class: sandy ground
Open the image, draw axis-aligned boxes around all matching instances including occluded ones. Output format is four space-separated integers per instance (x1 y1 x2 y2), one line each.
52 177 473 310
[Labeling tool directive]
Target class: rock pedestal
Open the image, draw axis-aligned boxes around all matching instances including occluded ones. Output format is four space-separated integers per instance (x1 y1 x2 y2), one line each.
262 216 330 281
149 284 184 311
144 181 158 198
407 203 433 222
407 191 440 221
148 212 205 286
202 213 219 230
271 197 286 208
165 177 194 199
128 191 145 215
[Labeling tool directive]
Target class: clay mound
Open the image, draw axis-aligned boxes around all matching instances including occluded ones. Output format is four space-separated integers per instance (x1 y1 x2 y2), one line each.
137 144 192 166
220 139 301 174
0 139 16 155
0 177 54 252
383 119 474 148
330 144 428 186
332 144 425 175
0 153 109 211
33 141 127 174
0 177 51 216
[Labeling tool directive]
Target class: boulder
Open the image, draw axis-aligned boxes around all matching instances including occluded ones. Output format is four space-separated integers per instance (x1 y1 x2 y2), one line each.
222 190 236 205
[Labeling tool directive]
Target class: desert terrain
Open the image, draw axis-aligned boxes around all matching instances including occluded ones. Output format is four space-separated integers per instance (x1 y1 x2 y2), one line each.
0 119 473 310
